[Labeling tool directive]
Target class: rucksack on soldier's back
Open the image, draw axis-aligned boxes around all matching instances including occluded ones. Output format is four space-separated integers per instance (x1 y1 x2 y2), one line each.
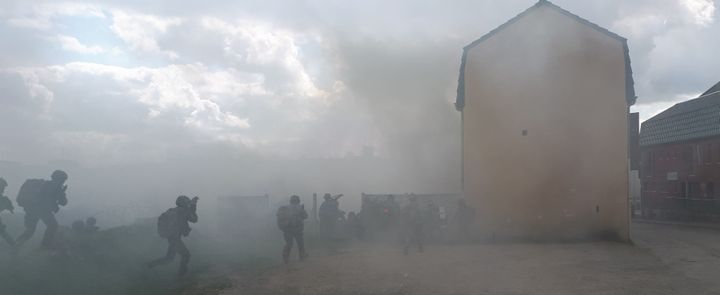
157 208 179 238
276 205 291 230
16 179 47 208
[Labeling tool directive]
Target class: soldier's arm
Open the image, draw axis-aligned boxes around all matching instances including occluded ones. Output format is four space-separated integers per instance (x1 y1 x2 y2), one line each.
58 189 68 206
188 211 198 223
300 206 308 220
188 199 199 223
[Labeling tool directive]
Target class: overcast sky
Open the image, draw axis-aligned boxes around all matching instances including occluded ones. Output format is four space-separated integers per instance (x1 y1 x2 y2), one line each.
0 0 718 166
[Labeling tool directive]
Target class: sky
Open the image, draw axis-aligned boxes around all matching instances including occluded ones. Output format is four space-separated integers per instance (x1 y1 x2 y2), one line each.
0 0 718 167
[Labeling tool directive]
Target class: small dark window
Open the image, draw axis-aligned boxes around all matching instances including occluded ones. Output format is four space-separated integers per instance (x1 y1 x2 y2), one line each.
522 129 527 136
689 182 701 198
679 182 687 198
707 182 715 199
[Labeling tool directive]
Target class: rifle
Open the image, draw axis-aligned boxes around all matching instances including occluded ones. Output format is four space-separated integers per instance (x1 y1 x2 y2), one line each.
190 196 200 211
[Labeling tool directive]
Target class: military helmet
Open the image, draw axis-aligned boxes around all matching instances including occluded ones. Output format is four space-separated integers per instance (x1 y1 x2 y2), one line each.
290 195 301 204
51 170 68 181
323 193 332 200
176 195 191 207
0 177 7 188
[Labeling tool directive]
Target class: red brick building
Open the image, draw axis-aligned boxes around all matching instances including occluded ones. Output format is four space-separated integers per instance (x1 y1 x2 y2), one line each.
640 81 720 220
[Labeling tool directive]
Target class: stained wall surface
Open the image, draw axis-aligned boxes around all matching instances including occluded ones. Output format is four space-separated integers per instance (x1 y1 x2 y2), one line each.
462 5 630 241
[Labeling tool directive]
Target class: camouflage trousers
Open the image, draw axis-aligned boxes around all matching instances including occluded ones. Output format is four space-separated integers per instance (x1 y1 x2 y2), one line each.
147 235 191 276
16 210 58 249
282 229 306 263
0 218 14 246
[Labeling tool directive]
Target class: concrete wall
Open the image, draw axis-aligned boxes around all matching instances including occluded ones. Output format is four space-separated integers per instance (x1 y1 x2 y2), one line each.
462 5 630 241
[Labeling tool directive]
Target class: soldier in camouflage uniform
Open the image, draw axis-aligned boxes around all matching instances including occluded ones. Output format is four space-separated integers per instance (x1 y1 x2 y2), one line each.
0 178 16 246
401 197 425 255
319 193 343 252
15 170 68 250
456 198 476 242
277 195 308 264
146 195 198 277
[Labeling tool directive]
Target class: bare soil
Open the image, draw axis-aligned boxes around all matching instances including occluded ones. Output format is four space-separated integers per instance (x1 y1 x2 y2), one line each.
220 223 720 295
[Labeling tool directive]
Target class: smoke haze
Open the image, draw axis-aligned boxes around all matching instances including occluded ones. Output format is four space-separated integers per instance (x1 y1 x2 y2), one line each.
0 0 718 218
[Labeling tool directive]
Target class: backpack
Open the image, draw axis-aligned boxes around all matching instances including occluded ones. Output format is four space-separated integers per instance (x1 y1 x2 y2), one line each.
157 208 179 238
16 179 46 208
276 206 291 230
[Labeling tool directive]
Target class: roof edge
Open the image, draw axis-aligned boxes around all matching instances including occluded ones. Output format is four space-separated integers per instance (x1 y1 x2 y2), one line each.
455 0 636 110
462 0 627 52
455 49 468 111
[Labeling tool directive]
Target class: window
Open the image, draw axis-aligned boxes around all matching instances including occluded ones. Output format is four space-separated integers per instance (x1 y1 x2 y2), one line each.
641 151 653 177
707 182 715 199
679 182 687 198
706 144 712 164
682 146 692 161
689 182 701 198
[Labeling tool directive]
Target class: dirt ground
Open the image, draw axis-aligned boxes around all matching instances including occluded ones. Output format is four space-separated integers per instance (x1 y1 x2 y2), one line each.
219 222 720 295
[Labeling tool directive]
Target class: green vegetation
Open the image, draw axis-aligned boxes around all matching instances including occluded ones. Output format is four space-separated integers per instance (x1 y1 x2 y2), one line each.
0 218 279 295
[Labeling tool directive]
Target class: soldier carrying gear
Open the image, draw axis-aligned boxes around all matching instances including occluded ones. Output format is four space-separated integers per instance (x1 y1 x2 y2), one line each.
0 177 16 246
146 195 199 277
456 198 475 242
402 196 425 255
85 217 99 233
276 195 308 264
15 170 69 251
318 193 343 252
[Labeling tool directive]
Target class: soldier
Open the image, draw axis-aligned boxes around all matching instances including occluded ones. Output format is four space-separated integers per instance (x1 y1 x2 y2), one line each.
425 201 440 241
346 211 365 240
0 178 16 246
84 217 99 233
71 219 86 233
318 193 343 252
276 195 308 264
146 195 199 277
401 197 425 255
456 198 476 241
381 195 400 229
15 170 69 250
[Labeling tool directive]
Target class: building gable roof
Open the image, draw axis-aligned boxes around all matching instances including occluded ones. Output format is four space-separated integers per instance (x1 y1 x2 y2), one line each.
640 91 720 146
702 81 720 97
455 0 636 111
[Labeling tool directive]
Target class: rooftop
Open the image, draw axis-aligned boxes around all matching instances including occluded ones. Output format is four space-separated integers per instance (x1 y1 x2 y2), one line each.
640 85 720 147
455 0 635 111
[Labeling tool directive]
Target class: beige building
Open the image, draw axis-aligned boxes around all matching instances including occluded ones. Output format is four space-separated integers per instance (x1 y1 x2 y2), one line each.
455 0 636 241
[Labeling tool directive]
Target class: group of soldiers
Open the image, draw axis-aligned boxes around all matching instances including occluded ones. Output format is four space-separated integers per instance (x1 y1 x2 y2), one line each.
0 170 198 278
1 171 477 278
275 193 477 263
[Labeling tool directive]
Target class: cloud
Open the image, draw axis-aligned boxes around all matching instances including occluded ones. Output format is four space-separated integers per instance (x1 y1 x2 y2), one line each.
6 3 105 30
681 0 715 26
109 9 182 59
0 0 718 167
55 34 104 54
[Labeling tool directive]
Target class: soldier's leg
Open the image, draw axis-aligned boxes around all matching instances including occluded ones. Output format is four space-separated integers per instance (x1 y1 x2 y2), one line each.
282 230 293 264
416 226 424 252
176 238 191 277
147 237 177 268
402 229 410 255
0 221 15 246
295 230 307 260
15 212 40 248
39 212 59 249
